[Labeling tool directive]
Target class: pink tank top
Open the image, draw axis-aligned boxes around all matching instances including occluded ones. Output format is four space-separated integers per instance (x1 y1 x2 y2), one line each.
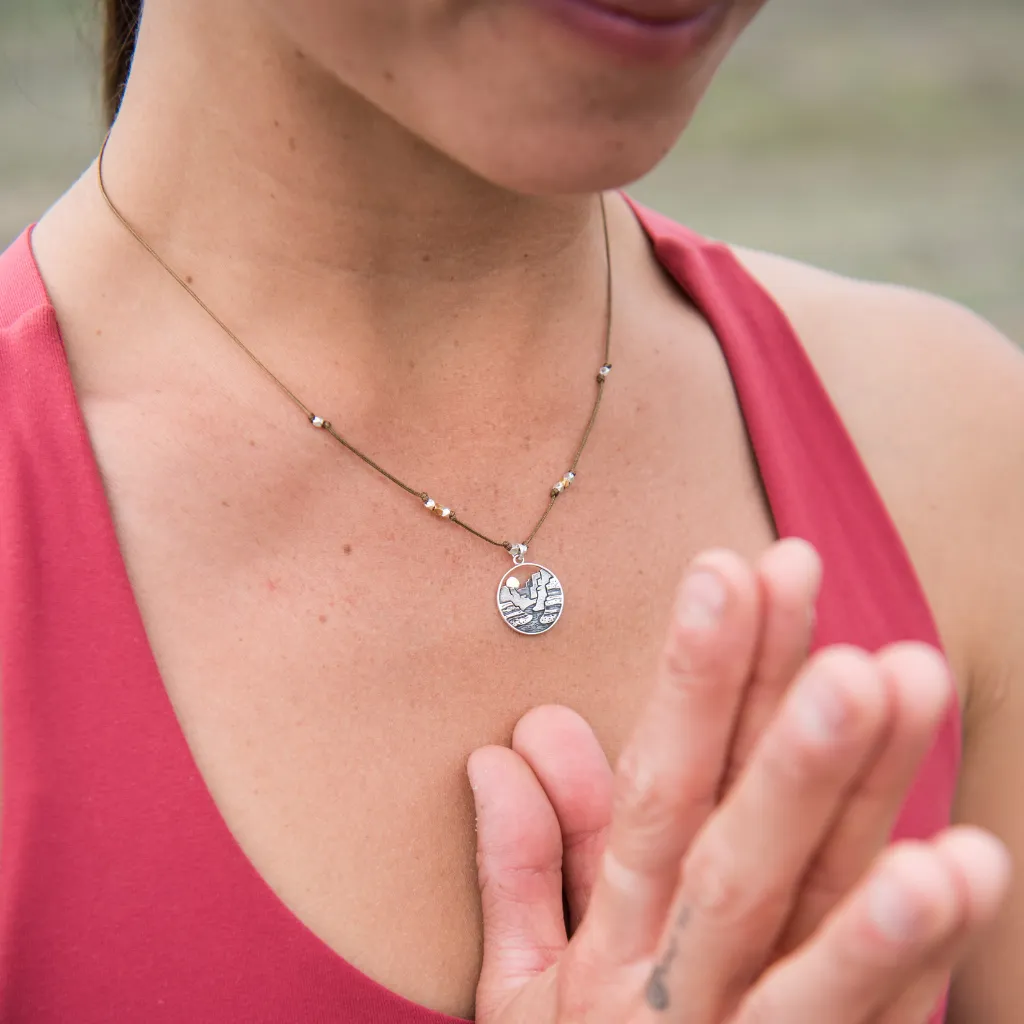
0 204 959 1022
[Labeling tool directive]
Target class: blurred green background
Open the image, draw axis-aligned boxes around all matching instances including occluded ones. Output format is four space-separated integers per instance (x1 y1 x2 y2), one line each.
2 0 1021 337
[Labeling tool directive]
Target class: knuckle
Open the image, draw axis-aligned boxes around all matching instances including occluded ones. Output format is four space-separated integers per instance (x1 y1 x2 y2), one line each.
613 744 653 804
613 745 714 837
663 639 697 679
753 719 827 793
494 863 562 903
662 630 716 685
477 858 562 909
770 728 827 782
613 745 665 817
683 835 790 931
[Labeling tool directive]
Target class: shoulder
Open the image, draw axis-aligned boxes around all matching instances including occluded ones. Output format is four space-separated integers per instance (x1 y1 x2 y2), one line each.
730 244 1024 405
731 246 1024 484
731 246 1024 709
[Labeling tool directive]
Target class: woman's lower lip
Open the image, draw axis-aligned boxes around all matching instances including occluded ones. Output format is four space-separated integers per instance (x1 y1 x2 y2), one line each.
521 0 728 63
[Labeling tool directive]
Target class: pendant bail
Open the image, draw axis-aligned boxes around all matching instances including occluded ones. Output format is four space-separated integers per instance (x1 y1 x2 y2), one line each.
508 542 528 566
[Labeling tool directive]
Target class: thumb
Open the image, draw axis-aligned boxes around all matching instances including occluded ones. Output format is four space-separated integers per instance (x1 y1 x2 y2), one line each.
469 745 566 1021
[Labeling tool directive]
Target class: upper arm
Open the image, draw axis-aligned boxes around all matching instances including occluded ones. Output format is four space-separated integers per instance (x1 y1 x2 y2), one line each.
868 290 1024 1024
731 246 1024 1020
941 321 1024 1024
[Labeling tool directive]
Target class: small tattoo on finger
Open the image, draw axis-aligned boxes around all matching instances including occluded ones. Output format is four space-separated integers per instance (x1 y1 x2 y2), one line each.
645 966 671 1012
644 935 679 1013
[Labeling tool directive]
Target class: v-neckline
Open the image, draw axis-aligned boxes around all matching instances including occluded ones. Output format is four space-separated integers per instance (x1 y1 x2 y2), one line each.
4 198 954 1021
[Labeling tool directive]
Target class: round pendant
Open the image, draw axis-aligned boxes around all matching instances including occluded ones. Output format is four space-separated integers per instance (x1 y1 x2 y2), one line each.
497 563 565 635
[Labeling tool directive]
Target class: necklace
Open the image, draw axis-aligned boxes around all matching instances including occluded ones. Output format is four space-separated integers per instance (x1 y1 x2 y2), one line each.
96 135 613 636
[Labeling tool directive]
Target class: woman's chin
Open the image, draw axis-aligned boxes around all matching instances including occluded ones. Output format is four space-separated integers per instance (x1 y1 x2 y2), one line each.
445 125 686 196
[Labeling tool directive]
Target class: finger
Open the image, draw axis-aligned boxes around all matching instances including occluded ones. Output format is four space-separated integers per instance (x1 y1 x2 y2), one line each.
779 643 952 955
512 705 614 934
576 551 761 965
724 538 822 790
731 831 1010 1024
640 647 891 1023
875 827 1012 1024
468 745 567 1020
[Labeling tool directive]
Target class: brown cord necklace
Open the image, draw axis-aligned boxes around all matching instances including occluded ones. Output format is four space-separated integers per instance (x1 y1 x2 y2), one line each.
97 134 614 635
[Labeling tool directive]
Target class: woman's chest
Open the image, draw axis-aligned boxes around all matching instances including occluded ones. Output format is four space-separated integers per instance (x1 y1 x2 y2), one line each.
80 361 775 1016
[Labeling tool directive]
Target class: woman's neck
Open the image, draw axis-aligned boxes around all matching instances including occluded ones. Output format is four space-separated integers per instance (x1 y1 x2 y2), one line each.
96 0 609 368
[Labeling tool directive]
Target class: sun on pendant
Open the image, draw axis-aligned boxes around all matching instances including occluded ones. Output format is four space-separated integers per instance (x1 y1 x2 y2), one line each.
497 563 565 636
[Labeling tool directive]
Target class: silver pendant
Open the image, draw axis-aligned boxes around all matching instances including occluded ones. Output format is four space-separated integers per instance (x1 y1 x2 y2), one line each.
497 544 564 635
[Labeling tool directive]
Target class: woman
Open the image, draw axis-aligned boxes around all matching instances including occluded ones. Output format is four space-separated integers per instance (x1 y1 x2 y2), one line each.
0 0 1021 1021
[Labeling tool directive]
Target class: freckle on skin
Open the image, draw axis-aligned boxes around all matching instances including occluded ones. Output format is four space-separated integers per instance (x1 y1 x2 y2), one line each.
343 544 353 555
249 439 257 448
221 500 230 508
185 275 193 284
318 614 328 624
95 328 102 336
288 136 296 152
383 69 395 82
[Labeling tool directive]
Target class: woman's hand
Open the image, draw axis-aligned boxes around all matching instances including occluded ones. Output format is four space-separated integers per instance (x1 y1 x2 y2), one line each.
467 541 1010 1023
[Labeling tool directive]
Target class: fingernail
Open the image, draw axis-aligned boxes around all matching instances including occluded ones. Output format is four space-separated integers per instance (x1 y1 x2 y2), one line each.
677 569 727 630
868 875 922 942
793 670 848 742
